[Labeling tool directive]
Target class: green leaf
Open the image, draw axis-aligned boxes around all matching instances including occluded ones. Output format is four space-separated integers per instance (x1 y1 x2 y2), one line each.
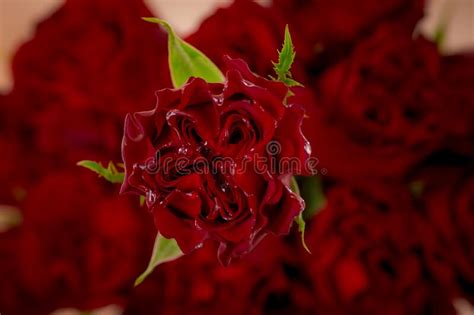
77 160 124 184
135 233 183 286
295 211 311 253
299 175 326 219
273 25 303 87
289 176 311 253
143 17 225 88
0 205 22 232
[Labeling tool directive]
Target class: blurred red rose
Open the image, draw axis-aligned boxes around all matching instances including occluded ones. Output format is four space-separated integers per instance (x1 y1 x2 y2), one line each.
124 242 255 315
122 57 311 264
33 104 122 167
187 0 308 80
299 24 442 181
412 165 474 302
12 171 154 313
3 0 171 175
0 228 42 315
11 0 170 117
272 0 425 74
305 183 458 315
438 53 474 156
124 235 316 315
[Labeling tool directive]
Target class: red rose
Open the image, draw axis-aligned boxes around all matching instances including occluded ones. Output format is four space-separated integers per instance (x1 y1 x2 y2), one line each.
11 0 170 117
121 57 312 264
14 171 155 313
0 229 46 315
305 183 458 315
4 0 171 176
272 0 425 73
438 53 474 156
245 235 316 315
124 236 316 315
32 104 122 167
187 0 308 79
299 24 442 181
412 165 474 301
124 242 255 315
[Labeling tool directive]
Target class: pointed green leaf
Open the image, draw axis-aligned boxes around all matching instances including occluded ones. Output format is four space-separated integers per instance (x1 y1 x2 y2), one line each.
273 25 303 87
143 17 224 88
135 233 183 286
289 176 311 253
77 160 124 184
295 211 311 253
299 175 326 219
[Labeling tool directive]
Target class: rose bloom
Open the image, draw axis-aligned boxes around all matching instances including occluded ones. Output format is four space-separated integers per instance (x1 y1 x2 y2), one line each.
11 0 170 117
411 164 474 303
124 235 316 315
272 0 425 74
9 171 155 314
187 0 308 80
121 57 312 264
439 53 474 156
298 24 442 181
3 0 171 173
33 104 122 168
305 183 459 315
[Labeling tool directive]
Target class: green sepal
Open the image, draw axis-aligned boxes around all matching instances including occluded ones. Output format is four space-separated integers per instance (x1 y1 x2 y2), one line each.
272 25 303 87
77 160 124 184
298 175 326 219
135 233 183 286
143 17 225 88
290 176 311 253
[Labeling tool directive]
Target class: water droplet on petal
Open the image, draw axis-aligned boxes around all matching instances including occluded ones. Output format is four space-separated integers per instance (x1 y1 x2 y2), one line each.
304 141 312 155
212 94 224 106
242 79 256 88
146 190 157 208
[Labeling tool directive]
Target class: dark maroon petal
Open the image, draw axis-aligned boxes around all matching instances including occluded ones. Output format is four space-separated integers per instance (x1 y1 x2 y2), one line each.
121 111 156 194
224 69 286 120
154 190 206 253
273 104 312 175
223 56 288 102
257 177 304 236
218 100 276 157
